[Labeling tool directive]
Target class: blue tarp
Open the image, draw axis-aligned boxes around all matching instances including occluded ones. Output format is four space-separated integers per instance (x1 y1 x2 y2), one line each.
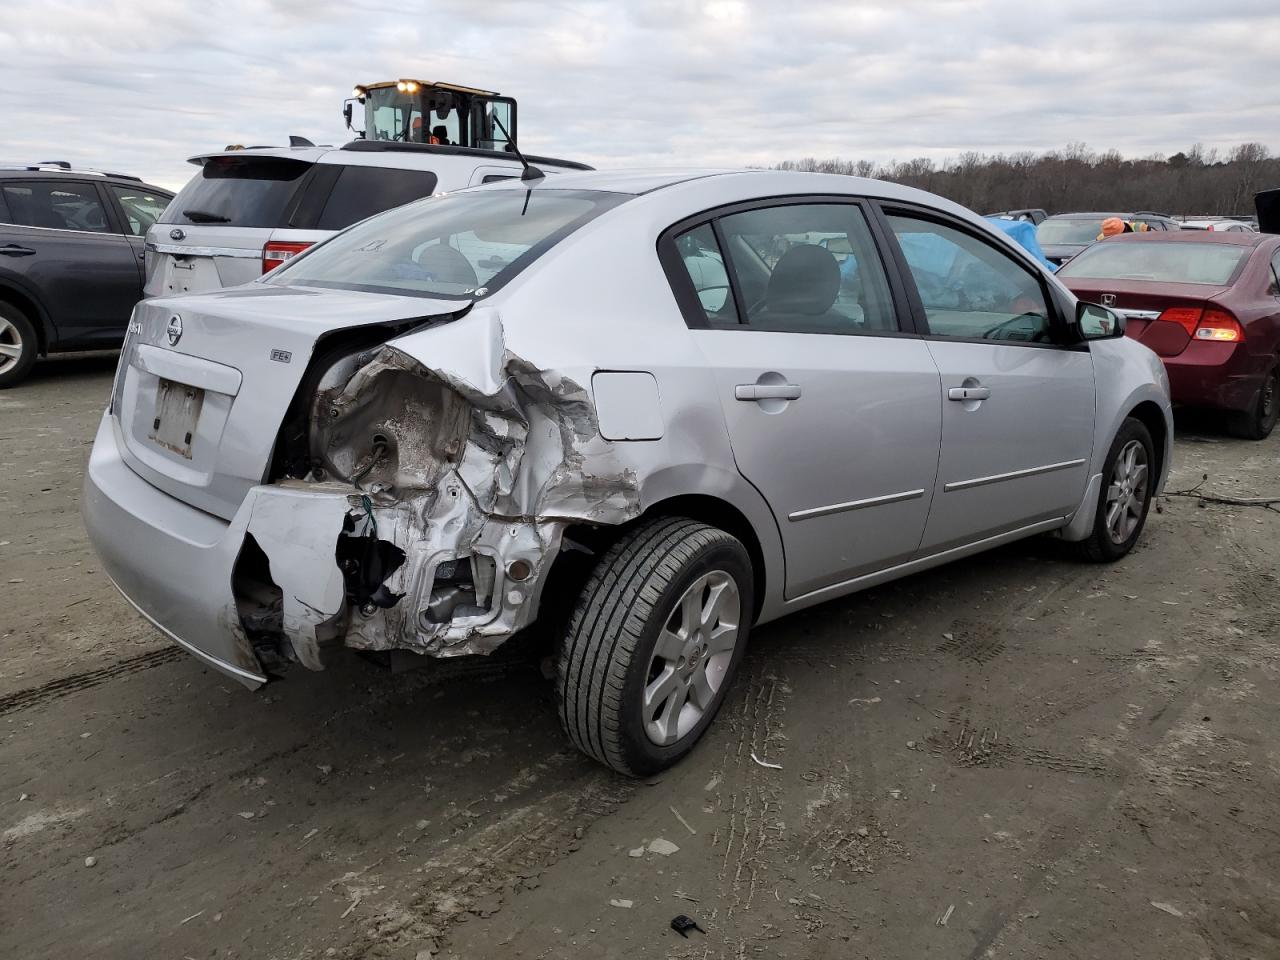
984 217 1058 271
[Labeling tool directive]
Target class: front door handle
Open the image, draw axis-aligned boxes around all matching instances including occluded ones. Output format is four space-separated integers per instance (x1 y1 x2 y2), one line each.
735 383 801 401
948 385 991 401
0 244 35 257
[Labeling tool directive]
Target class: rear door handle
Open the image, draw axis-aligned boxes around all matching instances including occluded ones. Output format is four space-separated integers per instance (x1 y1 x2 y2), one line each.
735 383 801 401
0 244 35 257
948 386 991 401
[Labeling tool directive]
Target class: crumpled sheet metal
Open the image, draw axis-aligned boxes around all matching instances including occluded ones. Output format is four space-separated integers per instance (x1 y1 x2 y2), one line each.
249 307 641 662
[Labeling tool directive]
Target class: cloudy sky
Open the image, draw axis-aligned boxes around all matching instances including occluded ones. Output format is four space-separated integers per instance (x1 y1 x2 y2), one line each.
2 0 1277 190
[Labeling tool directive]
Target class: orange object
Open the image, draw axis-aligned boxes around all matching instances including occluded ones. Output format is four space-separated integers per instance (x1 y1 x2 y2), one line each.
1097 217 1126 239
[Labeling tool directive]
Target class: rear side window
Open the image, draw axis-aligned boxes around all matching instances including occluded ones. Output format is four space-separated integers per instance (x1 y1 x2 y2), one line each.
160 156 312 227
315 166 439 230
1 181 110 232
109 184 171 236
672 223 738 325
717 203 898 334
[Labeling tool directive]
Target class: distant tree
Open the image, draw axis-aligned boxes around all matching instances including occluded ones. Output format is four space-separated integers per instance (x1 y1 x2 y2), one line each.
776 143 1280 216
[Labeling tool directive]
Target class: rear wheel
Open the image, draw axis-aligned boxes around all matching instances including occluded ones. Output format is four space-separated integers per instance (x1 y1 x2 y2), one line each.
1075 417 1155 562
0 302 38 389
555 517 753 776
1228 365 1278 441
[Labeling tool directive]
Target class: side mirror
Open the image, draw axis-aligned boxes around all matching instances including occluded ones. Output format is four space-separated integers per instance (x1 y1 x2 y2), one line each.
1075 301 1125 341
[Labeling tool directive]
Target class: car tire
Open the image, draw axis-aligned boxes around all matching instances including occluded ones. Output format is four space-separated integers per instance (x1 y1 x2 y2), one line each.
556 517 753 777
0 301 38 389
1075 417 1156 563
1227 364 1278 441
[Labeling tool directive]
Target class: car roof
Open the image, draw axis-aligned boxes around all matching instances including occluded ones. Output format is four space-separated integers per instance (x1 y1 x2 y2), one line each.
0 167 170 193
1047 211 1138 220
1103 230 1266 247
478 168 748 195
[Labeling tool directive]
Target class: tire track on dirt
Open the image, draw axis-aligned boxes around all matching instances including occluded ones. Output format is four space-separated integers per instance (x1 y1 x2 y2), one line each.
0 646 182 716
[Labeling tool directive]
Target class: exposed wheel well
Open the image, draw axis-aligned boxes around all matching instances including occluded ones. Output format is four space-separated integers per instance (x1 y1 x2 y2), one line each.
0 284 50 355
1127 400 1167 487
546 495 768 630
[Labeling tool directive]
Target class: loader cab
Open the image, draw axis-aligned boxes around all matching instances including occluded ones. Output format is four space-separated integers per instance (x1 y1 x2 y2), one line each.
344 81 517 153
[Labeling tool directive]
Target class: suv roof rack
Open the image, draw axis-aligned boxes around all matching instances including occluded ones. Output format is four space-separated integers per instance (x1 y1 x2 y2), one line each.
339 139 593 172
0 161 144 182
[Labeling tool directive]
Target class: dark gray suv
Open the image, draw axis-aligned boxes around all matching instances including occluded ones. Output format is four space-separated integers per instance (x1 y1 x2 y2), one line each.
0 164 173 387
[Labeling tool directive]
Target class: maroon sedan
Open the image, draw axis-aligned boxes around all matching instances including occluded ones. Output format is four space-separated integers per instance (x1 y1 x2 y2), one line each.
1058 231 1280 439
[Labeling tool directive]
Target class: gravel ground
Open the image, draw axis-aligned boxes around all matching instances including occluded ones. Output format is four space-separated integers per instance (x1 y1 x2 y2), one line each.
2 357 1278 960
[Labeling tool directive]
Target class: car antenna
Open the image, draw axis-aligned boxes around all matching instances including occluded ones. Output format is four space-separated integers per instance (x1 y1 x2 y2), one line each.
488 111 543 182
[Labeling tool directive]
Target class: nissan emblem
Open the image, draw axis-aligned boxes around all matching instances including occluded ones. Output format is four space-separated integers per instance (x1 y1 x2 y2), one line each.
167 315 183 346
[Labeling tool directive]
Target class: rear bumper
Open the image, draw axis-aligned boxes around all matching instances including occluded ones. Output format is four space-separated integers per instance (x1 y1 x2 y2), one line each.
82 413 267 688
83 412 566 688
1163 341 1262 412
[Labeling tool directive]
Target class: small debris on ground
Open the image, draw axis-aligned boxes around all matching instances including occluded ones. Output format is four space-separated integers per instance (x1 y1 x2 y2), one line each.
669 806 697 835
750 752 782 770
628 845 646 858
937 903 955 926
83 856 97 868
671 914 706 938
179 910 204 925
648 837 680 856
609 898 633 909
1150 901 1184 918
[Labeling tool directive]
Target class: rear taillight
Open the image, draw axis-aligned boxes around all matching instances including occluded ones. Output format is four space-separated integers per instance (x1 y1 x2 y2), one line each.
262 241 312 274
1158 306 1245 342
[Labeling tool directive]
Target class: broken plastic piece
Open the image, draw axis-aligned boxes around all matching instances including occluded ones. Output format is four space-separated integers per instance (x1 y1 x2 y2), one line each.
670 915 705 938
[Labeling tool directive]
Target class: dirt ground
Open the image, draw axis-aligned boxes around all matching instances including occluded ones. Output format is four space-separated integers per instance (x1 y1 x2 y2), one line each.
2 355 1278 960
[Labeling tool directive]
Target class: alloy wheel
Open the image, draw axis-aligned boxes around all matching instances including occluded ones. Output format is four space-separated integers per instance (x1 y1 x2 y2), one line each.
642 570 741 746
1105 439 1149 545
0 316 22 375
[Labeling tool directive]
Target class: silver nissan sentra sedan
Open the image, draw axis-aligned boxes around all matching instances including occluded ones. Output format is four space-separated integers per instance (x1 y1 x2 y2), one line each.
83 169 1172 775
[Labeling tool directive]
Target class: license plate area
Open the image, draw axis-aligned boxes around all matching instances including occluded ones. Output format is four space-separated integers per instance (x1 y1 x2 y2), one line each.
149 378 205 459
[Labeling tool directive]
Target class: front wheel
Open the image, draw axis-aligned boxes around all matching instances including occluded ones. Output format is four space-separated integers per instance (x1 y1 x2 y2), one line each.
1075 417 1155 562
555 517 753 776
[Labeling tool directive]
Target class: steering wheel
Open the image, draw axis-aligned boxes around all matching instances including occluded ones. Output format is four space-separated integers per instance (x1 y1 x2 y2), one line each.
982 312 1050 343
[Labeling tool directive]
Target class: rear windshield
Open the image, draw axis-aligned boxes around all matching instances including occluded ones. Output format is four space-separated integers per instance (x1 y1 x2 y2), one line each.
1037 218 1106 245
270 188 628 299
160 156 312 227
1058 241 1250 285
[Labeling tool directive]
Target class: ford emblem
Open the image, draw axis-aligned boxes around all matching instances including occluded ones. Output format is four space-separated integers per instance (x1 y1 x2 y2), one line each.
167 315 183 346
170 227 186 241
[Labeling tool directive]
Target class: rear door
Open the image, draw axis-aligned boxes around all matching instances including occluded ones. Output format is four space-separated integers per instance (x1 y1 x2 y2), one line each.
0 178 140 347
145 154 316 298
662 198 942 600
878 205 1096 552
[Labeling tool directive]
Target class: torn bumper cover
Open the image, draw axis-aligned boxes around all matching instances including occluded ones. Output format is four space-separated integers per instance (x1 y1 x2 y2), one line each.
82 321 640 688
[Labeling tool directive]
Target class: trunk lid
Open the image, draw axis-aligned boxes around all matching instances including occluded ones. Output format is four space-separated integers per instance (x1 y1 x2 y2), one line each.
1064 279 1230 357
114 286 464 520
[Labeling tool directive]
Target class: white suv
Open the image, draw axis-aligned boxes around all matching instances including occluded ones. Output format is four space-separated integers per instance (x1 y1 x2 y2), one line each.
143 140 590 298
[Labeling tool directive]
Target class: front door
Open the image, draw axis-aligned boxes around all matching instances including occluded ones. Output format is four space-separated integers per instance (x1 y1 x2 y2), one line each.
880 208 1096 552
666 200 943 600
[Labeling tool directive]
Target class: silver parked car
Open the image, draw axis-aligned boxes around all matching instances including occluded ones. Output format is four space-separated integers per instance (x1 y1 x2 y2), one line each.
83 170 1172 776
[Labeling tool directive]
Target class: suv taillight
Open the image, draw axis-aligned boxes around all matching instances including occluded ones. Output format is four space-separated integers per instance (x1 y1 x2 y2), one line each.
262 241 312 274
1158 306 1245 342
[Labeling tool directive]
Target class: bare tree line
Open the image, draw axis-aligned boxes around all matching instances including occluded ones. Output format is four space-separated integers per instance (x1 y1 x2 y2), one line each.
776 143 1278 217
